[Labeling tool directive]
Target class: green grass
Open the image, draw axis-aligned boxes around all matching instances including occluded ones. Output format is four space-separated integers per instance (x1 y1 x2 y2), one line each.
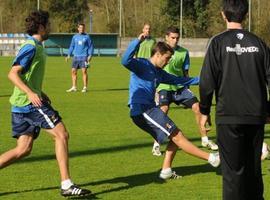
0 56 269 200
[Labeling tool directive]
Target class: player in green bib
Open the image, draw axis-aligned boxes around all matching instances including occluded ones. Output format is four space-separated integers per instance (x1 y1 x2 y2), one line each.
135 23 156 58
0 10 91 197
152 26 218 155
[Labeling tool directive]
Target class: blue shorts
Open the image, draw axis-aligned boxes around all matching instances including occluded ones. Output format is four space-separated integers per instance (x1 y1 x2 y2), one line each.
158 88 198 108
12 102 62 139
72 56 89 69
131 107 179 143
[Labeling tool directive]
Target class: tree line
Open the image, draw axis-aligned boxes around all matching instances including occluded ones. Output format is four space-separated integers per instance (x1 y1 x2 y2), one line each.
0 0 269 44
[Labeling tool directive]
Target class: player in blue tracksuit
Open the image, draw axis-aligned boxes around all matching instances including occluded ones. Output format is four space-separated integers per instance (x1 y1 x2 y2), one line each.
121 33 220 180
66 23 94 93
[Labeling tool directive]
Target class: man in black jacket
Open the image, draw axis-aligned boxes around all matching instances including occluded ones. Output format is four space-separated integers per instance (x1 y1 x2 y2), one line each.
199 0 270 200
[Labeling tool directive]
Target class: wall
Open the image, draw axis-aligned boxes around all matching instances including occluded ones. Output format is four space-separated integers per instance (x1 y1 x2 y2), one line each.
0 34 209 57
118 37 209 57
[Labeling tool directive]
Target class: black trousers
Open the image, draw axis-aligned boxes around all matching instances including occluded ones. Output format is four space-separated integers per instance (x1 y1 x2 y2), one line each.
217 124 264 200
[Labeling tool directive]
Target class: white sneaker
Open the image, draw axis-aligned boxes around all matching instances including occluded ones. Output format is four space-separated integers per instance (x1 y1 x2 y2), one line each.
159 170 182 180
208 152 220 167
81 87 88 93
261 142 270 161
152 145 162 156
66 87 77 92
202 140 219 151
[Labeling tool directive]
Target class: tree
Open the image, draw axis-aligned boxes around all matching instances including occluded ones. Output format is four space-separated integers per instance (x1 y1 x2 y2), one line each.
0 0 269 44
250 0 270 44
205 0 270 45
44 0 89 32
0 0 35 33
205 0 224 36
162 0 209 37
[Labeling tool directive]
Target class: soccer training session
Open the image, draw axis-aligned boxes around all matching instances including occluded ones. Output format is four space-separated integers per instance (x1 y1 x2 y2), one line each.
0 0 269 199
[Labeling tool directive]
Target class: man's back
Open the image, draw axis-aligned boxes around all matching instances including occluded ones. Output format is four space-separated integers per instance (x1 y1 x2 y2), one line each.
200 29 270 124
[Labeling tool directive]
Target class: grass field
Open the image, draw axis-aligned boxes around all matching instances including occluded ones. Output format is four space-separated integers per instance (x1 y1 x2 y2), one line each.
0 56 269 200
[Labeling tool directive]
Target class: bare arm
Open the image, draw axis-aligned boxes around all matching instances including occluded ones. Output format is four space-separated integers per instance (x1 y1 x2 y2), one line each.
8 65 42 107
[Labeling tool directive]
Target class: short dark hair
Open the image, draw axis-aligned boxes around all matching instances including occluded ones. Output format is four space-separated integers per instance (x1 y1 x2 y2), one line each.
151 42 174 57
166 26 180 35
25 10 49 36
222 0 248 23
78 23 85 27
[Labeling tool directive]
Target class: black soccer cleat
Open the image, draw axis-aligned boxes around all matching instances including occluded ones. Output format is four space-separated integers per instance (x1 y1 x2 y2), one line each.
61 184 92 197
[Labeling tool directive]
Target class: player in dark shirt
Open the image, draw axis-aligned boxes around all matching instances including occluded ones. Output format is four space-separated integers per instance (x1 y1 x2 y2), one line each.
199 0 270 199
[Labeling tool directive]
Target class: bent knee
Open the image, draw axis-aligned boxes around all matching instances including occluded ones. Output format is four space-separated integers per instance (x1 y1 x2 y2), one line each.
170 129 186 142
54 131 69 141
15 146 32 158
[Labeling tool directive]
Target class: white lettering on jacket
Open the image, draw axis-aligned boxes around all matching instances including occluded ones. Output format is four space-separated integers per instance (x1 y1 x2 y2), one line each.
226 44 259 55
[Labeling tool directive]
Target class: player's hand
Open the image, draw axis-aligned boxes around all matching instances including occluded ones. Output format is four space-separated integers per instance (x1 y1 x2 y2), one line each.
200 114 211 134
138 33 146 41
65 56 70 62
27 92 42 107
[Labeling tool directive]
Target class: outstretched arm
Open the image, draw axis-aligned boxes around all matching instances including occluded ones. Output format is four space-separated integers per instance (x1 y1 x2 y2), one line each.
121 34 146 74
160 69 200 86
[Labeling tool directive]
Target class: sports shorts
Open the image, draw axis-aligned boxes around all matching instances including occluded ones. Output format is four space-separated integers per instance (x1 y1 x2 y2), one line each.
72 56 89 69
158 88 198 108
12 102 62 139
131 106 179 143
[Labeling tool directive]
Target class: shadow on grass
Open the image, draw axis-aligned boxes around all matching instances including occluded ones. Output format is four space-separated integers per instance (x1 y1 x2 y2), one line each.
0 163 220 198
264 130 270 139
0 94 11 98
86 164 221 196
90 88 129 92
0 187 99 199
170 104 216 110
20 142 154 164
15 136 209 165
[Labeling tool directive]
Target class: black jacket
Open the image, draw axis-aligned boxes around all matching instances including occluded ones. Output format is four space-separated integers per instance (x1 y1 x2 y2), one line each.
199 29 270 124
